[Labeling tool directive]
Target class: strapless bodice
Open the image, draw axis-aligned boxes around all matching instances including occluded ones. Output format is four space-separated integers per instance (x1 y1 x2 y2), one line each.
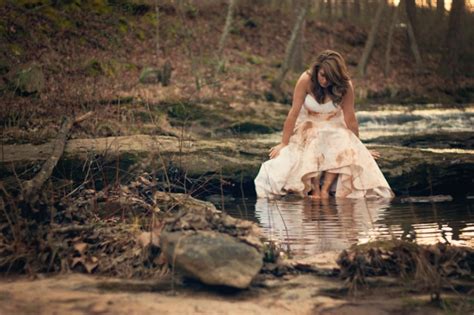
304 94 337 113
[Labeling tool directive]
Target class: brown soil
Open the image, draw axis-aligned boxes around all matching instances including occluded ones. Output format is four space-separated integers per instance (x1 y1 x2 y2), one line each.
0 272 460 315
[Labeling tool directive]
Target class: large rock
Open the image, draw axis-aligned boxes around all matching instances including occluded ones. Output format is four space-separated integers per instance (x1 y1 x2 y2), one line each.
161 230 263 288
159 200 263 288
7 63 45 95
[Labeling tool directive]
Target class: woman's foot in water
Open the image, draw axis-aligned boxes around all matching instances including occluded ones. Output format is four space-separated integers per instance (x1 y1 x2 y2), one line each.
311 177 321 199
311 187 321 199
320 190 330 199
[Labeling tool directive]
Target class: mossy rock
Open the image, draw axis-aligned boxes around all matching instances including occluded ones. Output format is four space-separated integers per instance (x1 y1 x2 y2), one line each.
139 62 172 85
7 63 45 96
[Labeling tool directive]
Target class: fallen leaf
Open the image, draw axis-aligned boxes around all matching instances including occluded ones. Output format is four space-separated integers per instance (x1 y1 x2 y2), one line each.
74 242 88 255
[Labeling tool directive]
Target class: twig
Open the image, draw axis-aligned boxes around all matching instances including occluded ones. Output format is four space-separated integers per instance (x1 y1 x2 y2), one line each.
51 224 96 234
22 112 93 204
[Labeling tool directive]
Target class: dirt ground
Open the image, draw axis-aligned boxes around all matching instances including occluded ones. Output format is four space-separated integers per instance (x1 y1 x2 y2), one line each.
0 271 465 315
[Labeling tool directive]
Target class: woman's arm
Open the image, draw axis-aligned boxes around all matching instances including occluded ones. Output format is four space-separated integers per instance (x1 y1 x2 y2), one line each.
340 81 380 159
281 73 309 144
340 80 359 138
269 72 309 159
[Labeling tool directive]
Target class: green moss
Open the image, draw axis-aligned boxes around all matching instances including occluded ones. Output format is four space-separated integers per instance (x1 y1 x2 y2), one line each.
238 52 264 65
42 7 73 31
9 44 23 56
86 0 112 14
118 17 129 34
134 110 154 123
167 102 193 121
125 62 137 71
135 29 146 41
142 11 157 26
183 2 198 19
84 59 117 77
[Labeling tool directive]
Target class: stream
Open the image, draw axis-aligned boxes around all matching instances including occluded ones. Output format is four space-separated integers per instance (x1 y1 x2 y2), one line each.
222 106 474 257
223 196 474 257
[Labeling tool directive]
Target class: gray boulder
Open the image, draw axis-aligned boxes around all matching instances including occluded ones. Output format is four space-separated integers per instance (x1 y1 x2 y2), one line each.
161 230 263 289
139 61 172 86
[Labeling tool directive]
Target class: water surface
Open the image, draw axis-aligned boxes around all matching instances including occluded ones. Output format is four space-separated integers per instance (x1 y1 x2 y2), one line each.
222 106 474 257
222 197 474 257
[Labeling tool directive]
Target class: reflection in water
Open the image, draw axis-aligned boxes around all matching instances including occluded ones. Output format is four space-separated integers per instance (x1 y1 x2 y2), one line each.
251 197 474 257
255 197 391 256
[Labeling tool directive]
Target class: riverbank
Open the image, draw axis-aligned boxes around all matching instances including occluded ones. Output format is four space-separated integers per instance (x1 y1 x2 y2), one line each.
1 254 471 315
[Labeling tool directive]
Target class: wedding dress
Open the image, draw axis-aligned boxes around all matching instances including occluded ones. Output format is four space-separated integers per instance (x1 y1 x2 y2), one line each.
254 94 394 199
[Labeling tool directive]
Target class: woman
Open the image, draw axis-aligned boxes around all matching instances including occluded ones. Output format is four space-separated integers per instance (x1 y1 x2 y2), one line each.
255 50 394 199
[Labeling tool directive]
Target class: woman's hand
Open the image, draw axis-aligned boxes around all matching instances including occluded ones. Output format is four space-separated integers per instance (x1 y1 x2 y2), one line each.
369 150 381 160
269 143 287 159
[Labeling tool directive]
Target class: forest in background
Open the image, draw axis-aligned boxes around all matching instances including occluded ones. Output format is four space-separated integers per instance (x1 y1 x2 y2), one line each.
1 0 473 112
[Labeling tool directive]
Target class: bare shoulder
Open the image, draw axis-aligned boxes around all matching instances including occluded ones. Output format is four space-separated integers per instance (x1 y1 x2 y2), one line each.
344 79 354 97
348 79 354 89
301 70 312 81
296 70 312 89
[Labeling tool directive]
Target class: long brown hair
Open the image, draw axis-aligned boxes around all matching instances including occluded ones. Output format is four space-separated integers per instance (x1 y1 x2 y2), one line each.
308 50 350 105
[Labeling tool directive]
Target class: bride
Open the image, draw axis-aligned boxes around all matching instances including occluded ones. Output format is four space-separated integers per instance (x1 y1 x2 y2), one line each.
255 50 394 199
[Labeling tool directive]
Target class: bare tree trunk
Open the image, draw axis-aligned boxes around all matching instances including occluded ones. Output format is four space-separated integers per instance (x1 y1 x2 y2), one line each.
273 0 310 91
353 0 361 19
356 0 386 77
319 0 325 16
439 0 465 80
362 0 369 17
384 2 400 77
436 0 445 19
290 0 306 72
154 0 160 64
402 0 423 69
341 0 348 18
291 18 306 72
217 0 237 70
326 0 332 19
405 0 417 39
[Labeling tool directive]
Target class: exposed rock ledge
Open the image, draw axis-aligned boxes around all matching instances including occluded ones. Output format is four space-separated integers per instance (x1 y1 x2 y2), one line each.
1 135 473 197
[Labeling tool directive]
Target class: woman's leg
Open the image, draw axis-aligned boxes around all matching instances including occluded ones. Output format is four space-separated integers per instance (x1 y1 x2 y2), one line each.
310 175 321 199
321 172 338 198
